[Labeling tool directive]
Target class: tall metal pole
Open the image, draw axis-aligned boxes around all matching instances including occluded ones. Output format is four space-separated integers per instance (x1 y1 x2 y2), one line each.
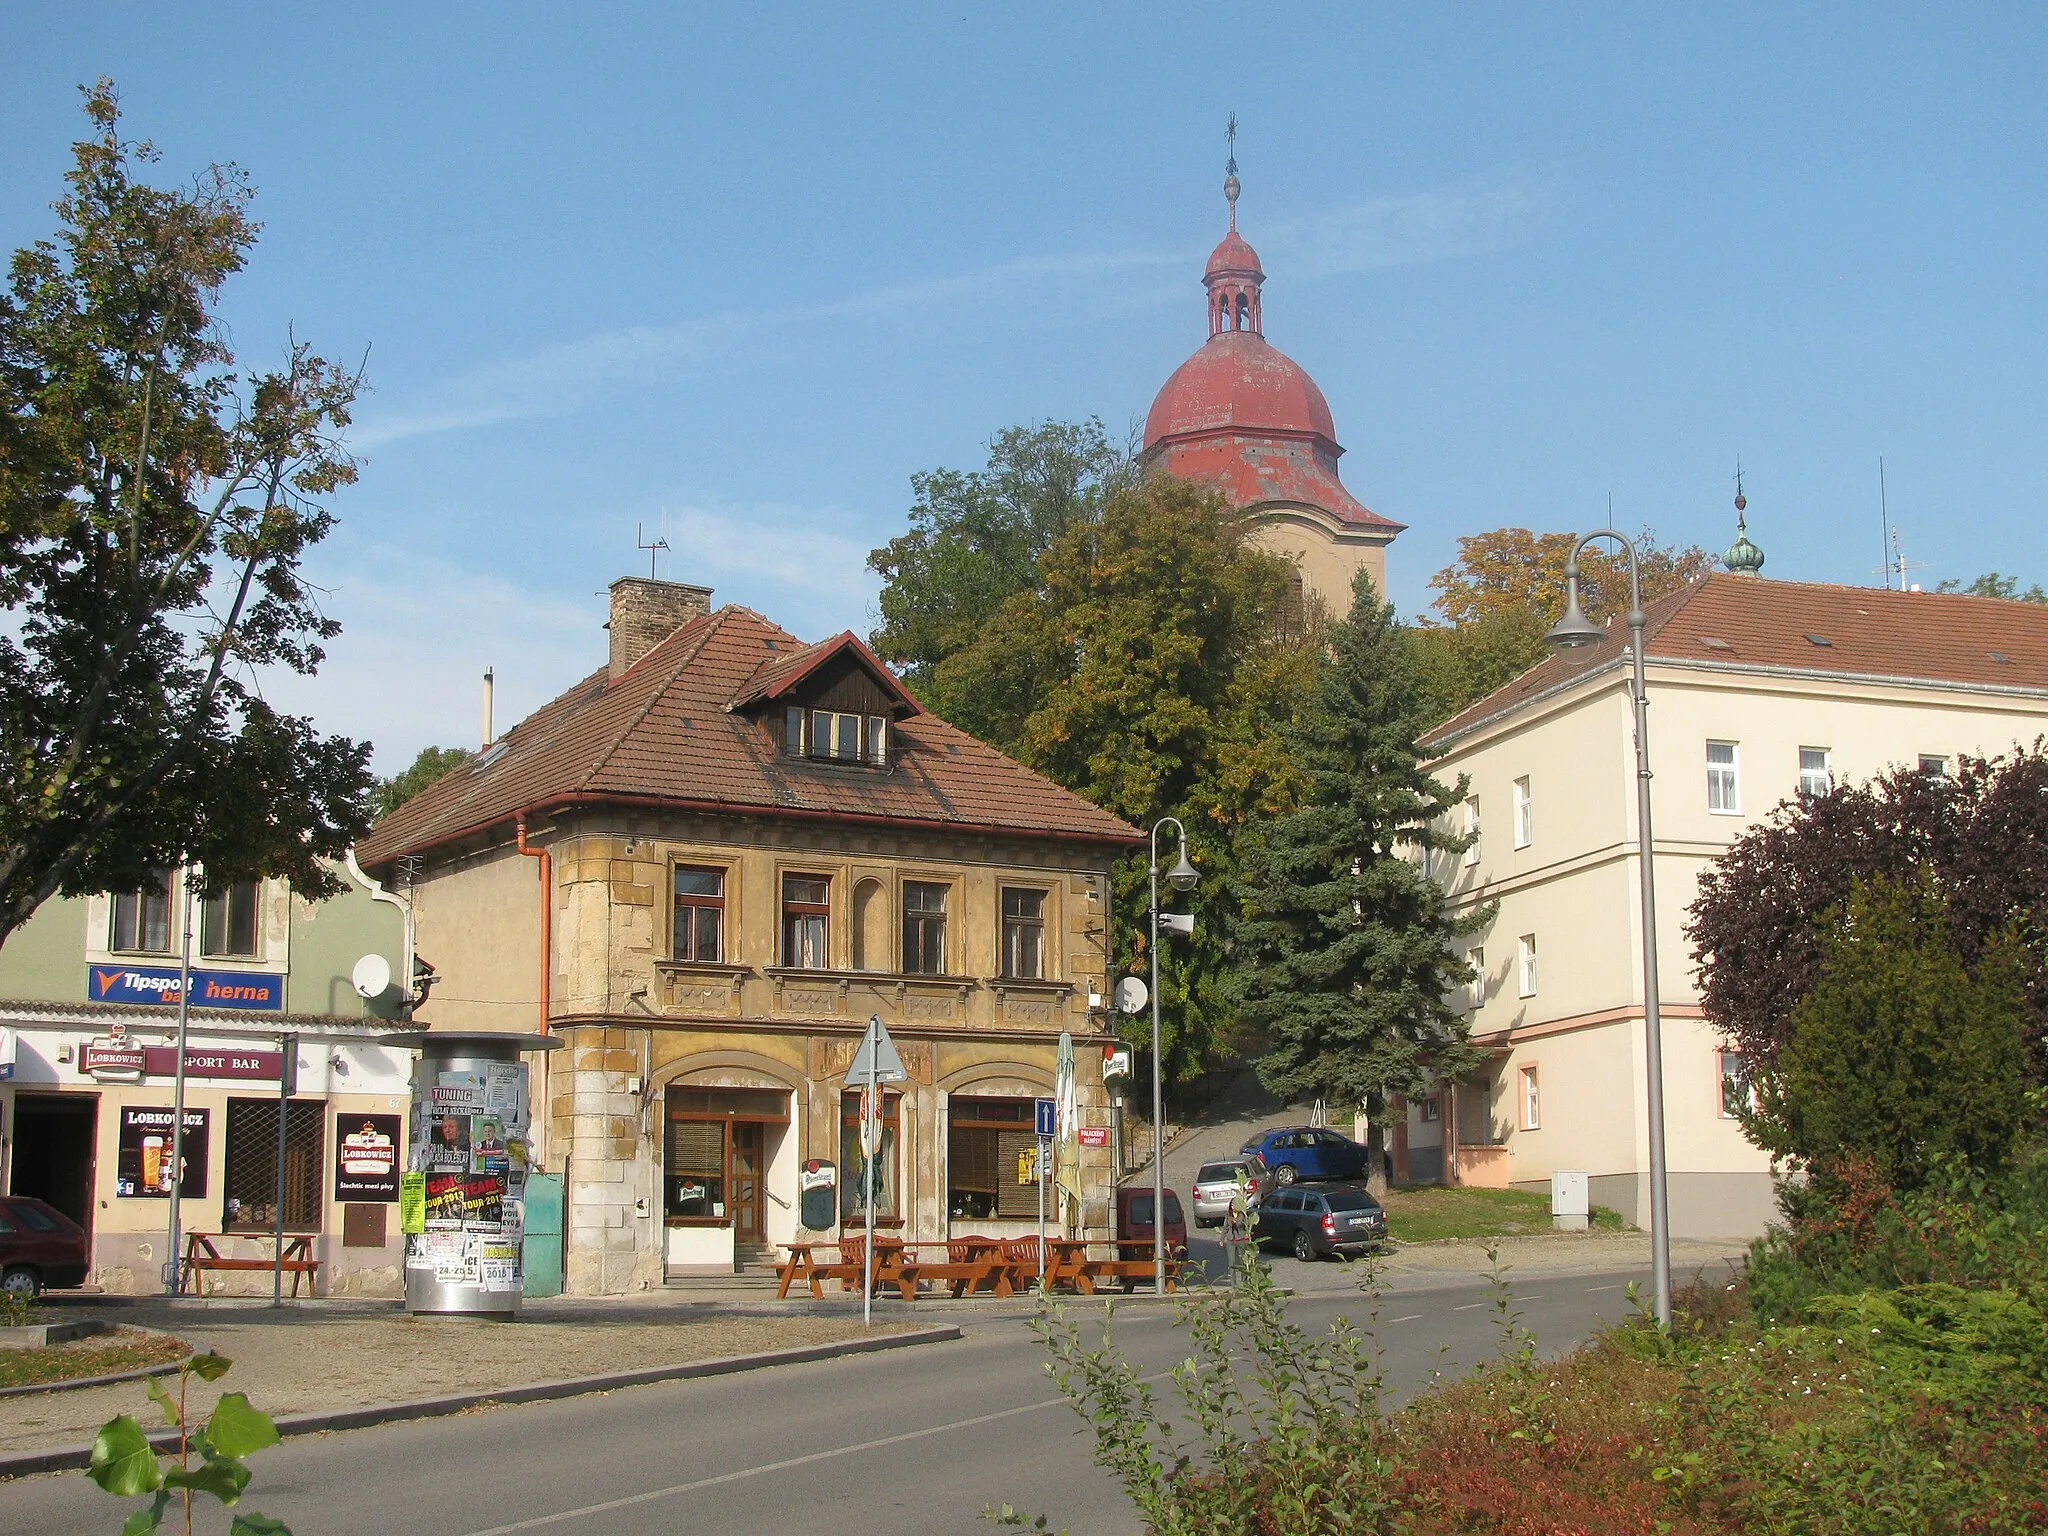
164 876 195 1296
863 1050 878 1327
1149 825 1165 1296
1622 553 1673 1330
1561 531 1672 1329
272 1034 289 1307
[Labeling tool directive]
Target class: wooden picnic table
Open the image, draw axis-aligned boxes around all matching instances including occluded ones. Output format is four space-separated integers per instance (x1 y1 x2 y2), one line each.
897 1237 1014 1298
773 1237 914 1300
180 1232 321 1296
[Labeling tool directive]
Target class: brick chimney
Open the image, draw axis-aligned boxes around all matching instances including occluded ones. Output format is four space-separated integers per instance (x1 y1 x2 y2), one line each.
608 577 713 680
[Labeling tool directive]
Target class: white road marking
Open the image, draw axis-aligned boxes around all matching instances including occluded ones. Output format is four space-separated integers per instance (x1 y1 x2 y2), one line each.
1388 1313 1423 1323
457 1396 1071 1533
1584 1284 1623 1292
1451 1302 1485 1311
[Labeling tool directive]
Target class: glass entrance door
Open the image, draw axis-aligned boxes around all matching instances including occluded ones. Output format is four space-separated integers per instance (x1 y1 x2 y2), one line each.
731 1123 764 1244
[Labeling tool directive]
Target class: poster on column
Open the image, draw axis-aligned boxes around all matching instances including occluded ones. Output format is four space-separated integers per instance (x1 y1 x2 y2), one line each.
405 1057 534 1300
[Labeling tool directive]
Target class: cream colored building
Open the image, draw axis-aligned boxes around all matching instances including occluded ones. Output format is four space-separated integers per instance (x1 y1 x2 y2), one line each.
359 579 1141 1295
1418 574 2048 1239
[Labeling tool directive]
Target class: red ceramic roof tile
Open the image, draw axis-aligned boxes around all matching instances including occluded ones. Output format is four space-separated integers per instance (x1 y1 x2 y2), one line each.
358 606 1140 865
1424 575 2048 747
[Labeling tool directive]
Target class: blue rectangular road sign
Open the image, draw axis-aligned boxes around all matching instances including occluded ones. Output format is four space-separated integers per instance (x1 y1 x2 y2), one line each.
1034 1097 1056 1138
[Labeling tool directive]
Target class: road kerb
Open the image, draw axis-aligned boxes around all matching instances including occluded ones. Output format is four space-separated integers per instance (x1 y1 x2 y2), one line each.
0 1324 961 1480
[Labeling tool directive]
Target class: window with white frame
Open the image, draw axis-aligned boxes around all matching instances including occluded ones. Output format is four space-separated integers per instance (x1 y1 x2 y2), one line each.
1463 797 1481 866
1706 741 1740 813
1719 1050 1754 1119
1518 934 1537 997
1519 1065 1540 1131
1513 777 1532 848
200 880 262 959
1919 755 1948 778
1798 747 1832 799
1467 946 1485 1009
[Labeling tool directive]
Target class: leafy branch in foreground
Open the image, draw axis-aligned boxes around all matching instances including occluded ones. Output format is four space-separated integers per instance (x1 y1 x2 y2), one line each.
87 1350 291 1534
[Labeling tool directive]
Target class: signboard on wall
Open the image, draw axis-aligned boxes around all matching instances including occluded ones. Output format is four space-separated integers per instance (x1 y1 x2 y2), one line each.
87 964 284 1012
115 1106 208 1198
334 1114 402 1202
1078 1126 1110 1148
83 1042 285 1082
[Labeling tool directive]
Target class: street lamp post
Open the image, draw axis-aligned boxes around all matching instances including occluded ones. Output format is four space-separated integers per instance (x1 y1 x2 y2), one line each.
1148 817 1198 1295
1544 531 1672 1329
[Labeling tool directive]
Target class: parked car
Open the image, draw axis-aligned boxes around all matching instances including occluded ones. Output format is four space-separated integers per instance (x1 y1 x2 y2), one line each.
1253 1183 1388 1261
1191 1155 1270 1227
0 1195 90 1299
1114 1182 1188 1260
1239 1126 1373 1186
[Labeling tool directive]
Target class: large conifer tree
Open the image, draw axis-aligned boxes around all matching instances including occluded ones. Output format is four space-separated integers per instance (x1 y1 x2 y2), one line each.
1232 569 1486 1120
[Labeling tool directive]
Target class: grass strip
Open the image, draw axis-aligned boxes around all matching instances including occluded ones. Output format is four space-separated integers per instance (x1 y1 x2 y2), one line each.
0 1331 191 1389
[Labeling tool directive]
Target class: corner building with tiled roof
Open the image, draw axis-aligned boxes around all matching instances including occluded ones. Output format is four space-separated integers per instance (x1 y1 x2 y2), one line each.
1411 572 2048 1241
359 577 1142 1294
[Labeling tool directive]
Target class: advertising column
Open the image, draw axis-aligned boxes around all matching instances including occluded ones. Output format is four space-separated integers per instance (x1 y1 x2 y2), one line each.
391 1032 561 1317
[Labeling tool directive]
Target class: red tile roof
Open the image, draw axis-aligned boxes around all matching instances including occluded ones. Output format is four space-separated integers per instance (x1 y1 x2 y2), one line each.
358 606 1141 865
1425 575 2048 747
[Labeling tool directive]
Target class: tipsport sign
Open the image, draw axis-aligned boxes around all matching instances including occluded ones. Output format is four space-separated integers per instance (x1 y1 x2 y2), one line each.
88 964 284 1012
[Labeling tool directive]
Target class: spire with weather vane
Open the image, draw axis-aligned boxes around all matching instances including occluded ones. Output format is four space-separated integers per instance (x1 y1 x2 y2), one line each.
1224 113 1241 230
1722 463 1765 576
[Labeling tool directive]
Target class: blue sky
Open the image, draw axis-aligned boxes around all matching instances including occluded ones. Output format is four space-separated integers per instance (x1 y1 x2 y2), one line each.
6 5 2045 772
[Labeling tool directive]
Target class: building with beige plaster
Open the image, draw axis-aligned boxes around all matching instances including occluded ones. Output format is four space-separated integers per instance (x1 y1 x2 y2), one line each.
1415 572 2048 1239
359 578 1142 1295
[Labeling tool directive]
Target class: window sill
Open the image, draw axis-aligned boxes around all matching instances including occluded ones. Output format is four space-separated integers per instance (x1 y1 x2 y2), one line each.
653 959 754 977
991 977 1071 993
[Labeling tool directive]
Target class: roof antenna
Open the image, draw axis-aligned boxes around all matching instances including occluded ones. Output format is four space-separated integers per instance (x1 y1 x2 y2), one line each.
636 522 670 580
1877 457 1891 590
1224 113 1240 231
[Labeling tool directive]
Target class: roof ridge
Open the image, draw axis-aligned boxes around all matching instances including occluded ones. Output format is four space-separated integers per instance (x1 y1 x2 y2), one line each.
582 607 740 789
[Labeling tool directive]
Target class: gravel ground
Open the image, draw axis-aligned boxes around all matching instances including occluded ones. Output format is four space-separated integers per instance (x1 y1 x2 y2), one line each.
0 1302 889 1456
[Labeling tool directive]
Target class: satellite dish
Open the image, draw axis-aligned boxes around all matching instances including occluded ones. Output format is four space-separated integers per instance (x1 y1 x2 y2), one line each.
1114 976 1149 1014
351 953 393 1000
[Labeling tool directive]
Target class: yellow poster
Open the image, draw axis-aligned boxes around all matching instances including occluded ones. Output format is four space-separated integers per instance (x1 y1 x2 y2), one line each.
399 1170 427 1235
1016 1145 1039 1185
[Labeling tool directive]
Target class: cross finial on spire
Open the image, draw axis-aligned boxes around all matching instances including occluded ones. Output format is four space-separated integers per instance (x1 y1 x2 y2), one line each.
1224 113 1241 230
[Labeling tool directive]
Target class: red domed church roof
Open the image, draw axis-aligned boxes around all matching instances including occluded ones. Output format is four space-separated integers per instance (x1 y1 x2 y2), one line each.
1141 159 1400 535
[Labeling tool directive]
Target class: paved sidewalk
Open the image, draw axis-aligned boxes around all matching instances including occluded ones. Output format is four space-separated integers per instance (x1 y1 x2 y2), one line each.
0 1297 892 1458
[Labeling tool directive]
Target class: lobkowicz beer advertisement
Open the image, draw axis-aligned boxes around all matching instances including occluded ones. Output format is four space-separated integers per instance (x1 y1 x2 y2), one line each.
402 1061 531 1294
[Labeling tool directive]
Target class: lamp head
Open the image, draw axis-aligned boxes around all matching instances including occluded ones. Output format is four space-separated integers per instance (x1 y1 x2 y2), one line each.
1544 562 1605 651
1165 851 1199 892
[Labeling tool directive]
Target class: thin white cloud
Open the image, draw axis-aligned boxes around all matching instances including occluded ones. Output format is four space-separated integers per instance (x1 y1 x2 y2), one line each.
249 501 881 774
353 181 1545 450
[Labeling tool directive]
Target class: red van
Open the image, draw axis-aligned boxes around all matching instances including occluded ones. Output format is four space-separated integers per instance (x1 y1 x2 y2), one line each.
1114 1182 1188 1260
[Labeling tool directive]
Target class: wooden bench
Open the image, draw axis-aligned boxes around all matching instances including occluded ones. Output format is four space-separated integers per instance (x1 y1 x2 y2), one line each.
1089 1242 1183 1294
180 1232 320 1296
900 1237 1014 1298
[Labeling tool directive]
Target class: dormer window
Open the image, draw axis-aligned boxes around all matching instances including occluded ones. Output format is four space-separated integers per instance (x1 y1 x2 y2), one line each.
783 706 888 766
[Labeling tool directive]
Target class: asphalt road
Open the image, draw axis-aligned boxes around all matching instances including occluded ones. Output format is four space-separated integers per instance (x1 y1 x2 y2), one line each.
4 1264 1657 1536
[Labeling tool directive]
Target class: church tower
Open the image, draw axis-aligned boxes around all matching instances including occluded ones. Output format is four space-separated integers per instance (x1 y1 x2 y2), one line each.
1142 131 1402 614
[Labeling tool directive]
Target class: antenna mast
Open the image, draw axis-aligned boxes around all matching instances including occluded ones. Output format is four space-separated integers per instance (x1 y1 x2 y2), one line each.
1878 457 1891 590
636 522 670 580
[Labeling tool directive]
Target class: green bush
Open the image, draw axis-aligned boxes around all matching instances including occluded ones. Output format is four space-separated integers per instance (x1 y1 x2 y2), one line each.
1746 873 2033 1192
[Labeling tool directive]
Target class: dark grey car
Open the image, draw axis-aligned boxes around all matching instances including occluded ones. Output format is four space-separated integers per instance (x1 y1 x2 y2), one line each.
1252 1184 1387 1261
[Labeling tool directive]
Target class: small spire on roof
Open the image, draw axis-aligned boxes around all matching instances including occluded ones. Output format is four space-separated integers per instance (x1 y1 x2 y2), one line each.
1723 463 1765 576
1224 113 1241 230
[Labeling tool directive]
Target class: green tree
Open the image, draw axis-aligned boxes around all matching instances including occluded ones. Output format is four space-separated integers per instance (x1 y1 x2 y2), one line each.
1232 569 1486 1125
1936 572 2048 603
939 475 1316 1082
1748 872 2032 1190
865 418 1130 707
1411 526 1714 725
374 746 474 818
0 81 372 947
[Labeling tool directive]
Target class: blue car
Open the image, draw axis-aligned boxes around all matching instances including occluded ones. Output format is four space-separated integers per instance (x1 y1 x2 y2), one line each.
1238 1126 1372 1186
